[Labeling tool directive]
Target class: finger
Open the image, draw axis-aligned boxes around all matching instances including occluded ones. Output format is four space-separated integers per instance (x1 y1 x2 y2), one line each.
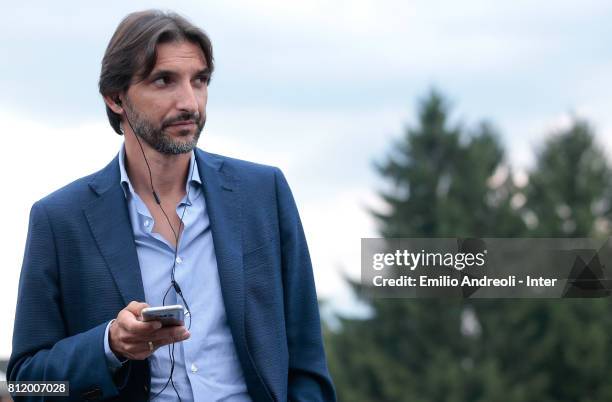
148 327 190 345
122 325 189 345
118 309 162 335
122 342 155 360
153 324 188 336
125 338 178 359
122 319 162 335
125 301 150 316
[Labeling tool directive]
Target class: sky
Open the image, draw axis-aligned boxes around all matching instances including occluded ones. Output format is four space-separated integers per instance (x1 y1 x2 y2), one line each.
0 0 610 358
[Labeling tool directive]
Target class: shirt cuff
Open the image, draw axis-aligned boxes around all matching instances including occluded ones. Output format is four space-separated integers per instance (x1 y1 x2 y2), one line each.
104 319 127 371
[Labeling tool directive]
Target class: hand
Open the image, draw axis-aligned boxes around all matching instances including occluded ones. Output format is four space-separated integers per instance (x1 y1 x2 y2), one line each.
109 301 190 360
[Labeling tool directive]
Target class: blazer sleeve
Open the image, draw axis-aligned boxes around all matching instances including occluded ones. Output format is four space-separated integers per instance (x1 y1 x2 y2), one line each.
273 168 337 402
7 201 123 401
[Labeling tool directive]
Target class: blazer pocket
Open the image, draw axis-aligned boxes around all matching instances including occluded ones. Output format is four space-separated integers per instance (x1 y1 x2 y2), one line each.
243 243 272 272
243 222 277 255
243 243 282 308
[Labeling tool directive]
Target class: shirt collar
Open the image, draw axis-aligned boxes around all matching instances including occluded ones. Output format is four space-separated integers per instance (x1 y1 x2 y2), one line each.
118 143 202 200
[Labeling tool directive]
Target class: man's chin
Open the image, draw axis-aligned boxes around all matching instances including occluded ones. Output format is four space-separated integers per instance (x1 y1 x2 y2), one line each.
153 128 201 154
160 138 199 155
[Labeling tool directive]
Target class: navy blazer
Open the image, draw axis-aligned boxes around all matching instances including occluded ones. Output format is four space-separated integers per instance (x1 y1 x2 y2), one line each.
8 148 336 402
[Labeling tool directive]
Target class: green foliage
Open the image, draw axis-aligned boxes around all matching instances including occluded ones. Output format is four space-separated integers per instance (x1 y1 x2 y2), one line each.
324 90 612 401
524 120 611 237
371 90 524 238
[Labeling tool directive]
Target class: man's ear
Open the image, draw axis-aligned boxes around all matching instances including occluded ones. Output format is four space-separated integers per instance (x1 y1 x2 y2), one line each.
103 94 123 114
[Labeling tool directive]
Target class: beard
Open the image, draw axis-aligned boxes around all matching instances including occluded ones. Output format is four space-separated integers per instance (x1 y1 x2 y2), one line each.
122 97 205 155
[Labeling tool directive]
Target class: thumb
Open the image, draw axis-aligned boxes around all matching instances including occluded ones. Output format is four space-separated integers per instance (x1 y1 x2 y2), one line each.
125 301 150 317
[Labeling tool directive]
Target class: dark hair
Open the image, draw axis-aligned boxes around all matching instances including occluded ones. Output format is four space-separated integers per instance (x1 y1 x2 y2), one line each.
99 10 214 135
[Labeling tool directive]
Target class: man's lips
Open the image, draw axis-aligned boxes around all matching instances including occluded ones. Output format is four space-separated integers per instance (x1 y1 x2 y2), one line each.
167 120 196 127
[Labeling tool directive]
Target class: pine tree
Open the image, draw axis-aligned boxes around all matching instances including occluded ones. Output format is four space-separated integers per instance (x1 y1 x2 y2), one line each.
327 90 525 401
524 119 611 237
470 119 612 402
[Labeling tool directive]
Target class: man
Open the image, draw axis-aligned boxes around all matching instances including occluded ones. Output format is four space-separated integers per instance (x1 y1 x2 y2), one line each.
8 10 336 402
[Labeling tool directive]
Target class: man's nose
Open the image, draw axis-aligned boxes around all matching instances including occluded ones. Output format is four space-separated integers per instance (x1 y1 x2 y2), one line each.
175 81 199 113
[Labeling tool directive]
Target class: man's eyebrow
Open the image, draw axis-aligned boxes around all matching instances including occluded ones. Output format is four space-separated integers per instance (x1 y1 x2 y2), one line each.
148 69 176 79
148 68 211 79
195 68 211 76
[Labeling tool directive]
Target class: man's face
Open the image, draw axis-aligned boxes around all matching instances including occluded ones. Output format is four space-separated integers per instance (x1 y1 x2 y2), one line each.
122 40 210 155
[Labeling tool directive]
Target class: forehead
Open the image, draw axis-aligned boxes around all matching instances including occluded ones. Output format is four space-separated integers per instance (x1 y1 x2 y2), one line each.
149 40 207 74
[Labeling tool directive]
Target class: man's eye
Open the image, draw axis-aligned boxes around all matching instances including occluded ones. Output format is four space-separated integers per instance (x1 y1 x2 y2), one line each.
194 76 208 85
153 76 169 86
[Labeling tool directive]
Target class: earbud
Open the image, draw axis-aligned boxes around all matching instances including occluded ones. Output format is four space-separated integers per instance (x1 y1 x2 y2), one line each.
115 98 122 106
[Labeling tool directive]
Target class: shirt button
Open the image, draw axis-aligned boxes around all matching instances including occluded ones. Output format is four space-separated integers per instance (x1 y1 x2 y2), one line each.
144 220 151 227
191 363 198 373
176 256 183 264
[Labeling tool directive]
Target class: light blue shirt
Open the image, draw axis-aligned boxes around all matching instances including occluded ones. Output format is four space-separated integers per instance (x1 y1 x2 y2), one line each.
103 144 252 402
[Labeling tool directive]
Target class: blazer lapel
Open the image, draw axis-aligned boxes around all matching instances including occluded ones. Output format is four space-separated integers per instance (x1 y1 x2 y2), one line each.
83 156 146 305
195 149 246 344
197 150 274 400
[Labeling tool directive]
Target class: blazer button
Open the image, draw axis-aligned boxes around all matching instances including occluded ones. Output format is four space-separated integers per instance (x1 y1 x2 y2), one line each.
144 385 149 392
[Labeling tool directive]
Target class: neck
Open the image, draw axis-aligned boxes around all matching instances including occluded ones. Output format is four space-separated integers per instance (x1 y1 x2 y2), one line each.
123 135 191 200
